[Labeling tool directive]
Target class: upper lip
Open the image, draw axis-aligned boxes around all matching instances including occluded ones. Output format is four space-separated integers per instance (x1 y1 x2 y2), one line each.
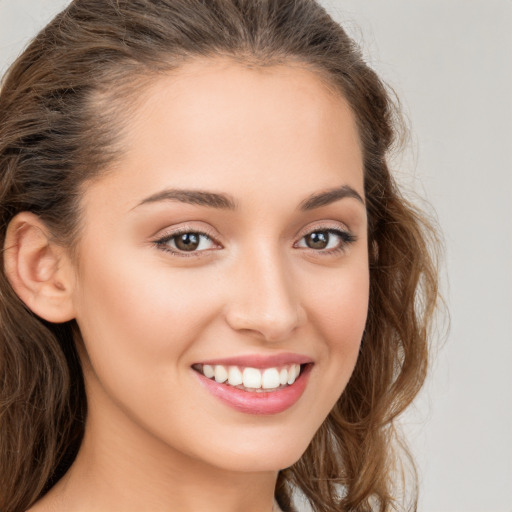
193 352 314 369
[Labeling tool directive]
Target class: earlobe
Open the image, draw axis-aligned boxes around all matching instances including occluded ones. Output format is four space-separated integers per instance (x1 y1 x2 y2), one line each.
3 212 76 323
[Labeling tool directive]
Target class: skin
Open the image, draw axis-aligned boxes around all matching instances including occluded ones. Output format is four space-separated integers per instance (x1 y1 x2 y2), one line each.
26 59 369 512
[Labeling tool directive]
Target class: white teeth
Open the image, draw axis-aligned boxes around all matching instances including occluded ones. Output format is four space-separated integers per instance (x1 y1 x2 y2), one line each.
287 364 300 385
243 367 262 389
199 363 304 390
203 364 215 379
214 365 228 383
262 368 280 389
228 366 243 386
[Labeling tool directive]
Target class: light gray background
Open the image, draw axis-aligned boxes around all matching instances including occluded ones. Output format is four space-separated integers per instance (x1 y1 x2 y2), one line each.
1 1 511 511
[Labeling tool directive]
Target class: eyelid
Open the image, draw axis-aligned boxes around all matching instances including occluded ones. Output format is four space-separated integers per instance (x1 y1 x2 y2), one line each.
295 221 352 240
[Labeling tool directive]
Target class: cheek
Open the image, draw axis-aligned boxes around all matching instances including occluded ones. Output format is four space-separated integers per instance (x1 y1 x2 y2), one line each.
311 262 369 350
73 247 220 381
302 257 369 396
72 248 232 446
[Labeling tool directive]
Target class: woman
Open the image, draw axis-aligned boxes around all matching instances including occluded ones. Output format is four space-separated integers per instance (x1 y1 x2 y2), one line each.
0 1 439 511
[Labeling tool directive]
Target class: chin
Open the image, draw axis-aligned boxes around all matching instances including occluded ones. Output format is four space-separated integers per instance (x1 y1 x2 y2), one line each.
193 425 316 474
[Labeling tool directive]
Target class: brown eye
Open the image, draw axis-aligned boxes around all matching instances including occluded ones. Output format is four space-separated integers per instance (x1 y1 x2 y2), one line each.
296 228 356 252
174 233 200 251
155 231 217 254
304 231 330 249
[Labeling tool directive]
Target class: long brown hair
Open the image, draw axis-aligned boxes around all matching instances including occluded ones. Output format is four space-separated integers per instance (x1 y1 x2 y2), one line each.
0 1 439 511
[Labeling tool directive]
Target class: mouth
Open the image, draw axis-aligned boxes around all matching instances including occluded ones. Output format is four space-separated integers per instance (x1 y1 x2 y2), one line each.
191 355 314 415
192 362 307 392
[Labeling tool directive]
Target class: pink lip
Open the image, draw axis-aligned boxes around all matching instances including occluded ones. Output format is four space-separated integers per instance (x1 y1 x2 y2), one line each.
193 363 313 415
194 352 313 369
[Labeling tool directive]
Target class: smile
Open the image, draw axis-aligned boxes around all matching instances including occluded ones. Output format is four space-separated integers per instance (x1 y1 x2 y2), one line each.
192 354 314 415
192 363 302 392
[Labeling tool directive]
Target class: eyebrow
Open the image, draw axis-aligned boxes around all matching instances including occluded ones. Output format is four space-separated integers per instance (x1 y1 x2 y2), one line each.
134 184 364 211
135 189 237 210
298 185 365 210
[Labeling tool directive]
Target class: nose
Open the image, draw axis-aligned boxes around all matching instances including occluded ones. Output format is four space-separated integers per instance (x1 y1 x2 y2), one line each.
224 247 306 342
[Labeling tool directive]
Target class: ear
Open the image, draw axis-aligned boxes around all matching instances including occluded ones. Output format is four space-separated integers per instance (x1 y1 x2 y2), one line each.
3 212 76 323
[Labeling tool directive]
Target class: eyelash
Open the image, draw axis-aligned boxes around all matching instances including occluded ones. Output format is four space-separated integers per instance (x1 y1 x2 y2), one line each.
294 227 357 254
153 227 219 258
153 225 357 258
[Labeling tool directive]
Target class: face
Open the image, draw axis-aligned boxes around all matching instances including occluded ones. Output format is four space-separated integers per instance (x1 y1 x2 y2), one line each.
71 58 369 473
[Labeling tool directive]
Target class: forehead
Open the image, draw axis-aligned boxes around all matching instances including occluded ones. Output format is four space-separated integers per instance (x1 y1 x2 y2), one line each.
86 58 364 213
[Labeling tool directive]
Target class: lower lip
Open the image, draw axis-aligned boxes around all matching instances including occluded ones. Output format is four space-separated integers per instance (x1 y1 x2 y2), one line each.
194 364 312 415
